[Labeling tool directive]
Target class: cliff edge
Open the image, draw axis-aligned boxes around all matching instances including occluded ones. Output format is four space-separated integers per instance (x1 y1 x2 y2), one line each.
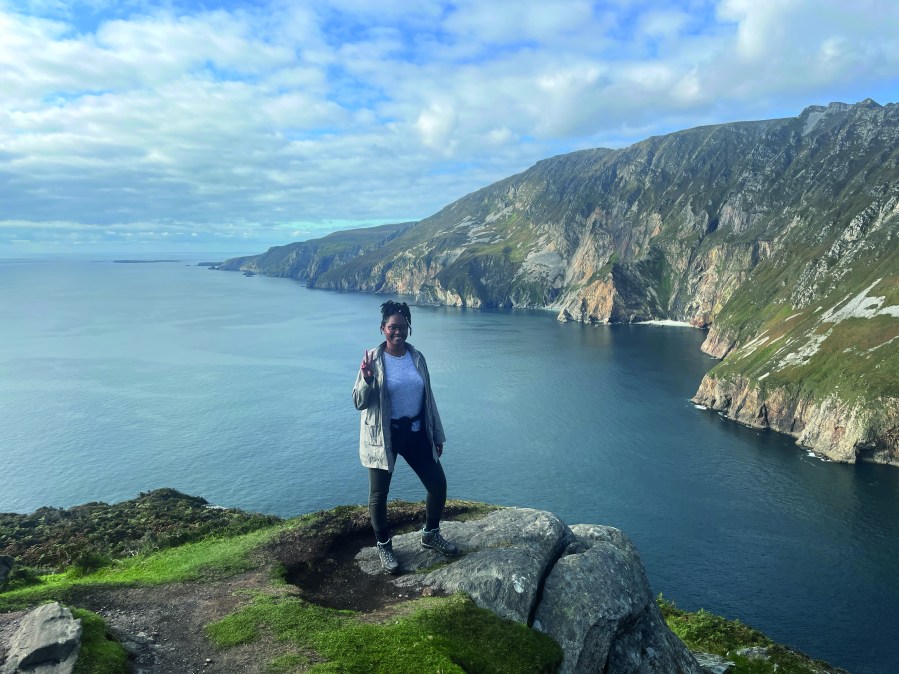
0 492 847 673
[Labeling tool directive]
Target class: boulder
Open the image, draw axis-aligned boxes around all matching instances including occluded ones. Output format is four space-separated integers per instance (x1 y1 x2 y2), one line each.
533 524 701 673
2 602 82 674
358 508 570 622
356 508 702 672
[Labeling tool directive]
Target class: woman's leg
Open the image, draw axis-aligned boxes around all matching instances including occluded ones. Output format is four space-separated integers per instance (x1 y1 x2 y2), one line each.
369 426 411 543
402 431 447 530
368 467 393 543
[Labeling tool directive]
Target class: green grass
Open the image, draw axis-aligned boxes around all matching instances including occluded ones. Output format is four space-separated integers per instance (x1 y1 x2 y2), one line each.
658 596 843 674
73 609 129 674
0 502 497 612
0 520 292 611
589 251 620 283
707 255 899 414
713 310 899 408
206 592 562 674
267 653 312 672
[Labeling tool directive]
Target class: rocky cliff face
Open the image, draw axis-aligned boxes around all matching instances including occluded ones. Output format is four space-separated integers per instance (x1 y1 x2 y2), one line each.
693 376 899 465
222 99 898 465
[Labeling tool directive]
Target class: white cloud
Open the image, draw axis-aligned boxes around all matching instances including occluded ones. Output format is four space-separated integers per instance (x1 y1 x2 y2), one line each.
486 127 514 145
416 102 458 152
1 0 898 254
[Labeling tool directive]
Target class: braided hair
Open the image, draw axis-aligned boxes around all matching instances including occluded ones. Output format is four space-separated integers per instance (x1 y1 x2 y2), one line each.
380 300 412 335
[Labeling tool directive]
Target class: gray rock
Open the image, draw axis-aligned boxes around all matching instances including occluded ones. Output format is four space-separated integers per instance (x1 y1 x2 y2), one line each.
2 602 82 674
735 646 770 661
0 557 13 586
534 524 702 673
357 508 703 672
357 508 571 622
692 651 735 673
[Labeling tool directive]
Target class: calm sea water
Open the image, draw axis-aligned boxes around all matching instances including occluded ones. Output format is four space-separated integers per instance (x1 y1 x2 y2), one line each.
2 257 898 674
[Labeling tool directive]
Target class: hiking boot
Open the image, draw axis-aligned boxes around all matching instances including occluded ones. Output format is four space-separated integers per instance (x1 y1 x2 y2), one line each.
421 527 459 556
376 538 400 574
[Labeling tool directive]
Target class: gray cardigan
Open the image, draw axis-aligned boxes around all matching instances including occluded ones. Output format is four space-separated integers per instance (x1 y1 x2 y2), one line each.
352 342 446 472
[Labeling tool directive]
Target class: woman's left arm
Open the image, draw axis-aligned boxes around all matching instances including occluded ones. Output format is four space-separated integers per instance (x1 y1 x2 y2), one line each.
420 353 446 447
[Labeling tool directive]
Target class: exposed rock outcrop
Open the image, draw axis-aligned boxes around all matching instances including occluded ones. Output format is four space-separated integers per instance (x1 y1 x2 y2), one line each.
356 508 702 674
535 524 701 674
699 326 736 359
1 602 82 674
692 376 899 465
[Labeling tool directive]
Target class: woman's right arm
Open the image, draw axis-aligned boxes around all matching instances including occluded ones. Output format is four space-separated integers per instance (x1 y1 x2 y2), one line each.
353 351 375 410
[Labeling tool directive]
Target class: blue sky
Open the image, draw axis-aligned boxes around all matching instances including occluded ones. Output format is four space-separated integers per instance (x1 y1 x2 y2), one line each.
1 0 898 255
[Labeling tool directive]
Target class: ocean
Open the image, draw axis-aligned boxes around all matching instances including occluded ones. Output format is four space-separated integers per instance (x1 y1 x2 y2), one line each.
2 255 897 673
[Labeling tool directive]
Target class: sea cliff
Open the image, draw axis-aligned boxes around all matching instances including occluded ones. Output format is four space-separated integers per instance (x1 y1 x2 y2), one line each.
220 99 899 465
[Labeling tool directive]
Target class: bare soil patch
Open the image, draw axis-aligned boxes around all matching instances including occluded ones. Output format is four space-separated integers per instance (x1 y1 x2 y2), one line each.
272 501 471 613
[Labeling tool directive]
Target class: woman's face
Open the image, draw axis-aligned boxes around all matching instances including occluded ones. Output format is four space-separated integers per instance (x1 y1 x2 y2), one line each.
381 313 409 350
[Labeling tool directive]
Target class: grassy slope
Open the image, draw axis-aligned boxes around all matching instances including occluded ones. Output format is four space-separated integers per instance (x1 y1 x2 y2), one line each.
708 225 899 409
72 609 130 674
206 592 561 674
227 222 415 277
659 597 847 674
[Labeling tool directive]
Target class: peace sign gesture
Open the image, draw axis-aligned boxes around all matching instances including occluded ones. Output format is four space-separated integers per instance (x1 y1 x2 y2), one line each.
360 350 375 383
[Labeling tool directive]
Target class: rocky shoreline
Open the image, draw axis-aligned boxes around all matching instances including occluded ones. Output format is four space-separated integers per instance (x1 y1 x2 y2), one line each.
692 374 899 466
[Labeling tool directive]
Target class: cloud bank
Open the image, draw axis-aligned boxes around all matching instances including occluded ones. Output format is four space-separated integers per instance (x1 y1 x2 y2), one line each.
1 0 897 253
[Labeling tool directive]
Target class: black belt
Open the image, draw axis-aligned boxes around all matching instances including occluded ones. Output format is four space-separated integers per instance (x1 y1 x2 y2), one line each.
390 412 423 432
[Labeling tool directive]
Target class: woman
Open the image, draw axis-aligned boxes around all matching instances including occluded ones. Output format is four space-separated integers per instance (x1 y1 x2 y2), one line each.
353 300 458 574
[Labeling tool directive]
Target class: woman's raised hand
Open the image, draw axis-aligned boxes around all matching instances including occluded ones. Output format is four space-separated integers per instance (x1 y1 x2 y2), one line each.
360 351 374 382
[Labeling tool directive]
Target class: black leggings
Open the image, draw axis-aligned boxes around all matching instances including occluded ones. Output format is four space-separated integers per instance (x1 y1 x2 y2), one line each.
368 427 447 543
